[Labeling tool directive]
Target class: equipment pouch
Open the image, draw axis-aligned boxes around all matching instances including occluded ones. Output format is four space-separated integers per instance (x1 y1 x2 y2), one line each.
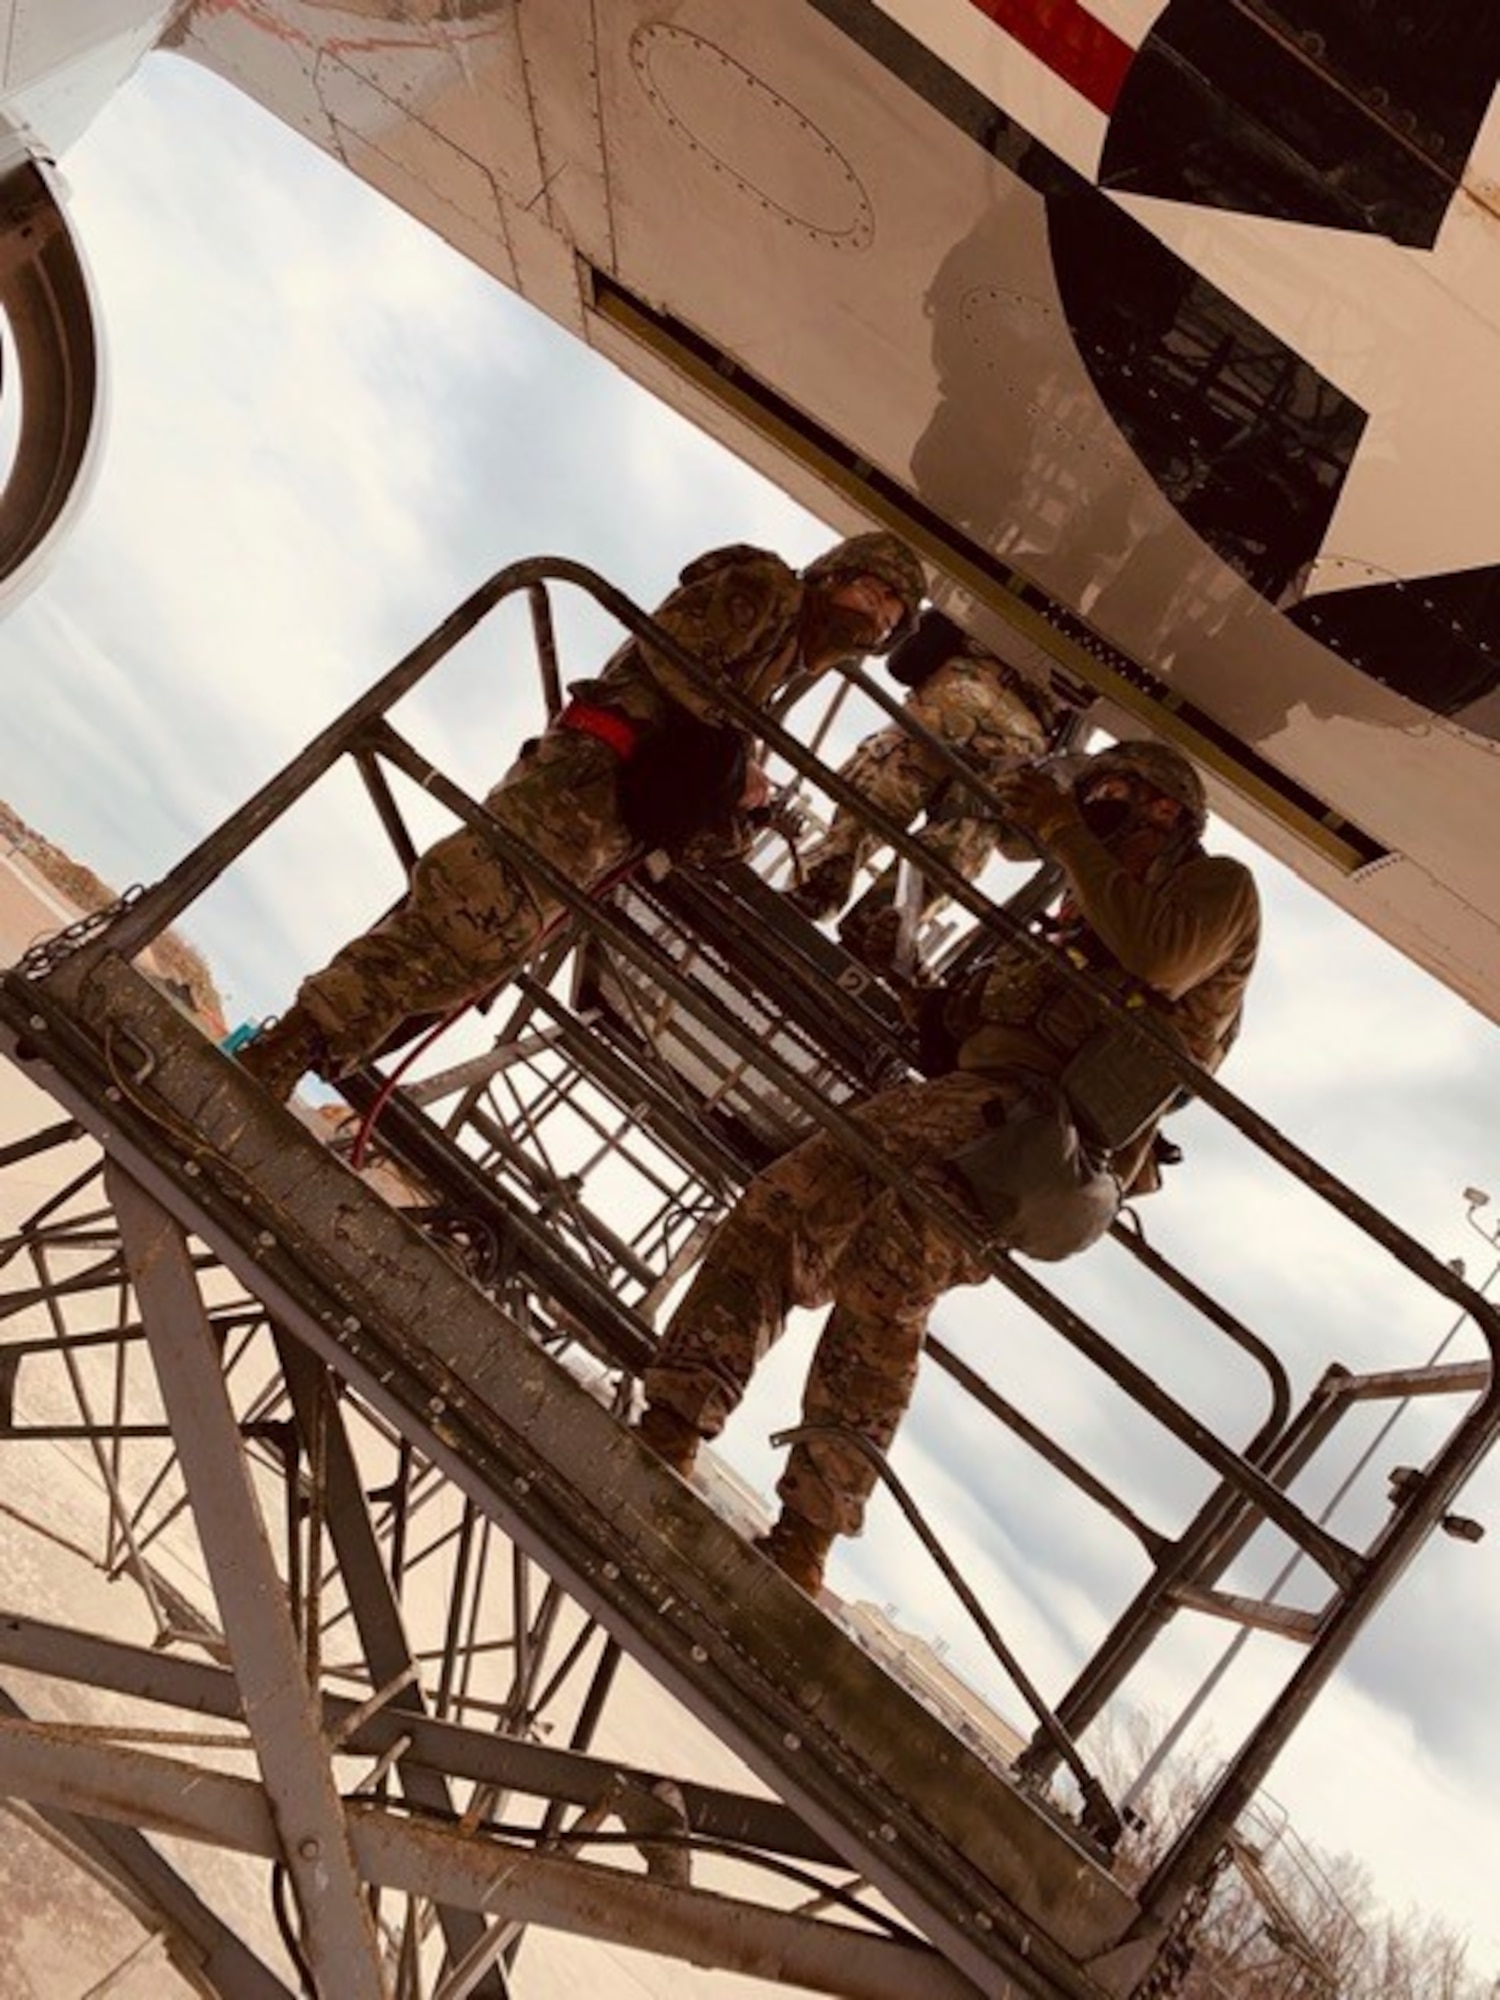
615 712 749 854
948 1087 1119 1261
1060 1021 1184 1154
886 607 964 688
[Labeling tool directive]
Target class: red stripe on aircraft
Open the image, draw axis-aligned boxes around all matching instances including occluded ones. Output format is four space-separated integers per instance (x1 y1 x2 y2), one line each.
967 0 1134 113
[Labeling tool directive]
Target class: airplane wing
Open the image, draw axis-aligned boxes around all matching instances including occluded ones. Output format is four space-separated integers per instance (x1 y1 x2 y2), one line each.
8 0 1500 1018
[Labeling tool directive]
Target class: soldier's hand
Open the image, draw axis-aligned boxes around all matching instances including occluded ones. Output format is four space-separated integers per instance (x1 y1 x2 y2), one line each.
739 760 772 812
764 796 811 842
994 765 1080 842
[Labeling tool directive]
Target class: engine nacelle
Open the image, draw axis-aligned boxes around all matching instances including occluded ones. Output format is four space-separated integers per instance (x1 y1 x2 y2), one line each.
0 155 103 609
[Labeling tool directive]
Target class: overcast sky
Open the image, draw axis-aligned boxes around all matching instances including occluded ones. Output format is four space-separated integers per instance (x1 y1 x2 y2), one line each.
7 44 1500 1975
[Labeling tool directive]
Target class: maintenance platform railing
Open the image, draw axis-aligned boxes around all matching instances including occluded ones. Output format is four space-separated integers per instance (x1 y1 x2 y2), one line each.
0 555 1495 2000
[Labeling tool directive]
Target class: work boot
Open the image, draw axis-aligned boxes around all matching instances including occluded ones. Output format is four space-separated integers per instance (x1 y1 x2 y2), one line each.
784 856 855 925
236 1006 327 1105
636 1403 701 1478
838 901 902 973
754 1510 834 1596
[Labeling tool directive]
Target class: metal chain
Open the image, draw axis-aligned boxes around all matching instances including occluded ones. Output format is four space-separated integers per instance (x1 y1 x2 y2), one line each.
18 885 147 980
1131 1843 1234 2000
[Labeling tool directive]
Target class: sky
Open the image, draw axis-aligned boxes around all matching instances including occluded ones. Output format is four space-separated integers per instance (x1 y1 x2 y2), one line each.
5 38 1500 1982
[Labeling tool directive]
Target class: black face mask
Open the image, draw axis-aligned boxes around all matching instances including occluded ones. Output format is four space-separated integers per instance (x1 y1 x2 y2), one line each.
1078 790 1135 840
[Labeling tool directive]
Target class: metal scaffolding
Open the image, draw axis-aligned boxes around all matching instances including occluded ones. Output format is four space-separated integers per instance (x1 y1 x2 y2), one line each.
0 557 1495 1999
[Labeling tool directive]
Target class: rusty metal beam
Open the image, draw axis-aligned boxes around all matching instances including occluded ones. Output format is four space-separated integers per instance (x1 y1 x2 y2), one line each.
0 1610 843 1866
0 1686 294 1999
9 967 1134 2000
0 1725 985 2000
1330 1360 1491 1402
275 1330 505 1996
107 1165 389 2000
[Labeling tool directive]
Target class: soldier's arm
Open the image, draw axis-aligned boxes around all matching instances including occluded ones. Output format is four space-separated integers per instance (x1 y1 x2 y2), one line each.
1051 829 1261 998
635 556 798 725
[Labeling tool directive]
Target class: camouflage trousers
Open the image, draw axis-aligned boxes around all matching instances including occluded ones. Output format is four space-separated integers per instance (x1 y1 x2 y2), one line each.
298 731 634 1073
797 728 990 919
799 755 1038 949
795 660 1042 926
643 1071 1022 1535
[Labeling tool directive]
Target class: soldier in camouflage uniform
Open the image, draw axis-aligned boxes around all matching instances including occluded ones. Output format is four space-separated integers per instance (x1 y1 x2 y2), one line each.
238 533 926 1100
639 741 1260 1594
788 614 1058 966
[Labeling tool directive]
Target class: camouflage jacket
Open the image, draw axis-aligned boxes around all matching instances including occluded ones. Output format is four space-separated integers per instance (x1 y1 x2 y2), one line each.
954 818 1261 1190
909 652 1048 775
568 544 808 742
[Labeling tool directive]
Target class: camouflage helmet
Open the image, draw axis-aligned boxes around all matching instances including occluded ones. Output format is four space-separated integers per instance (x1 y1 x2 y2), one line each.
801 531 926 651
1079 739 1207 836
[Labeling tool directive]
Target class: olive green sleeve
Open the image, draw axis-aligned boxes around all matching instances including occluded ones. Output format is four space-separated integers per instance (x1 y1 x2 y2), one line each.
633 556 801 724
1046 824 1261 999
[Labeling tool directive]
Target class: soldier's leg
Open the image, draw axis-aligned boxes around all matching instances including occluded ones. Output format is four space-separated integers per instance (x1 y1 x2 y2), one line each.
916 803 1004 890
767 1074 1001 1567
237 828 520 1103
790 728 941 920
838 796 1003 969
295 829 550 1075
642 1121 884 1442
775 1188 982 1538
295 733 629 1075
648 1071 1002 1437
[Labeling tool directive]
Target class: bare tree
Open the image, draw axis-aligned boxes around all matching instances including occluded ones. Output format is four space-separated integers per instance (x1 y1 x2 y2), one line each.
1075 1710 1490 1998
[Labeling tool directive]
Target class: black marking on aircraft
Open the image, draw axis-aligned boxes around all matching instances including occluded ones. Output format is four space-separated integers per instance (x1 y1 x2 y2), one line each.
816 0 1500 726
1100 0 1500 250
1038 161 1364 605
1289 566 1500 716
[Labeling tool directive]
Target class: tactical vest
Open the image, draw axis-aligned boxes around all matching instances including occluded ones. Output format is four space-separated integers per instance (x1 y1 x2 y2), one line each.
952 918 1137 1062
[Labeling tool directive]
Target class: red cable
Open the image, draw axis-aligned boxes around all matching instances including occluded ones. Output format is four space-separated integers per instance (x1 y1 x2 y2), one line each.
349 1007 464 1171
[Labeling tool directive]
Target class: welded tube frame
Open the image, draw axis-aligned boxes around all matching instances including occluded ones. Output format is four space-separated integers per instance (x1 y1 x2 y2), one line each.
339 723 1500 1936
0 1686 296 2000
0 1724 977 2000
3 995 1087 2000
273 1328 506 1994
14 554 1500 1943
355 712 1371 1594
106 1165 390 1998
49 548 1496 1367
0 1611 846 1866
1016 1372 1360 1789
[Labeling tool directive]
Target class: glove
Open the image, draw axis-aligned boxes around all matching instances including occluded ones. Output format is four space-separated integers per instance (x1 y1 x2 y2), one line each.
993 766 1080 844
